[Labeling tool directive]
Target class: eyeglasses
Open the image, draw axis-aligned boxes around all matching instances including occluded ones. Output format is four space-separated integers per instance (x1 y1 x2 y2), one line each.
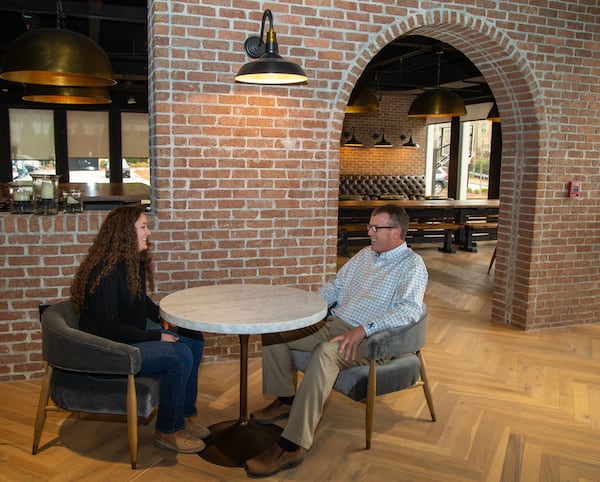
366 224 398 232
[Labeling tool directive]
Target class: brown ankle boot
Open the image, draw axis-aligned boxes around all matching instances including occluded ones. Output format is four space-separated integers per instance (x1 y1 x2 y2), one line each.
251 399 291 424
154 429 206 453
184 416 211 439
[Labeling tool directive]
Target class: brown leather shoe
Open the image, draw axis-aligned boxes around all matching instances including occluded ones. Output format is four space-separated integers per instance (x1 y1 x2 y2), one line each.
154 429 206 453
184 416 211 439
244 441 306 477
250 399 291 424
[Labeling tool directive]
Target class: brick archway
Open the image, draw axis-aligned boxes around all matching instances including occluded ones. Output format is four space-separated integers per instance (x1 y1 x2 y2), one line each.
335 11 545 328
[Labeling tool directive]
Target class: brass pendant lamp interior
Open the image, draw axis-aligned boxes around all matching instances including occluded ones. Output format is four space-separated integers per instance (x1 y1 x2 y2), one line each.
0 0 115 88
23 85 111 105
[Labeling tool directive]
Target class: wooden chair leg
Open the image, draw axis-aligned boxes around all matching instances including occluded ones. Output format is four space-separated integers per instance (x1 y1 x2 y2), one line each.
32 363 52 455
365 359 377 449
417 351 436 421
487 246 497 274
126 374 138 470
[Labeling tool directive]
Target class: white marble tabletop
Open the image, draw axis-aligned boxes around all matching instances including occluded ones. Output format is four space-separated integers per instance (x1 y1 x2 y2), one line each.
159 284 328 334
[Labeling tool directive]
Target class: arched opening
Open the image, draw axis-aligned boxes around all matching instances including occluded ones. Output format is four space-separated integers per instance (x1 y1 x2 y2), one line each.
336 17 544 328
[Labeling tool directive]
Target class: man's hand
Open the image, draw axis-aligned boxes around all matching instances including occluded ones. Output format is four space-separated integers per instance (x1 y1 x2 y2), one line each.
331 325 366 361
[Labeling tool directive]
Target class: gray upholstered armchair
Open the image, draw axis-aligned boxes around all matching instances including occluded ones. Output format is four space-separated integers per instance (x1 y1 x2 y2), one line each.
291 305 435 449
32 300 162 469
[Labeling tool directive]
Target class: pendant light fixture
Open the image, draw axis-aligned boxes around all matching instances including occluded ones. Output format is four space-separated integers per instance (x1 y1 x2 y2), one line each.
0 1 115 88
0 29 115 87
22 84 111 104
342 128 363 147
408 51 466 118
235 9 307 85
373 129 392 148
487 103 501 122
345 85 380 114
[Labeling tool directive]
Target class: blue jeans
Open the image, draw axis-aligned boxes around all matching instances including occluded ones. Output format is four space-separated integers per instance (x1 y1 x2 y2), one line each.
133 321 204 434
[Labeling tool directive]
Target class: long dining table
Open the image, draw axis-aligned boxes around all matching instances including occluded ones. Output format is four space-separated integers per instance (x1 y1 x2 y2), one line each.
338 198 499 253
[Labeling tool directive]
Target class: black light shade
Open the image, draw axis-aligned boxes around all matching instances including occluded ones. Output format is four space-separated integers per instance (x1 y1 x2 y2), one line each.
235 10 307 85
0 28 115 87
23 84 111 104
408 89 466 117
407 50 466 118
345 86 379 114
487 103 501 122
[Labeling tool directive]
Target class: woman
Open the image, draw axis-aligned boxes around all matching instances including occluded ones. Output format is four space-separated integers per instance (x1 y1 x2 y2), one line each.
70 205 209 454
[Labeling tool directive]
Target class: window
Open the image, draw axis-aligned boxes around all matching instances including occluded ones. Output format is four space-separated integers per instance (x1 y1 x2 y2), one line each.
67 111 109 183
121 112 150 186
7 108 150 186
425 105 493 200
9 108 55 181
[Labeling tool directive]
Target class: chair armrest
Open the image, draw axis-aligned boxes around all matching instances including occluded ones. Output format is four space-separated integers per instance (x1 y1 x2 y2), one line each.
42 308 142 375
365 306 428 360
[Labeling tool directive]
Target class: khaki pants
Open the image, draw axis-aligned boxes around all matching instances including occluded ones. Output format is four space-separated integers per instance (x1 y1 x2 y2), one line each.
261 317 371 449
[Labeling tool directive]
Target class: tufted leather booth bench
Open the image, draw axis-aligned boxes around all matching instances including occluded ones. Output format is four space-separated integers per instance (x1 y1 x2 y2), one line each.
339 175 426 200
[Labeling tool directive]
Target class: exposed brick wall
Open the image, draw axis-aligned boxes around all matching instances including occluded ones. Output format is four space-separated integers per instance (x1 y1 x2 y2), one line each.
341 95 426 176
2 0 599 380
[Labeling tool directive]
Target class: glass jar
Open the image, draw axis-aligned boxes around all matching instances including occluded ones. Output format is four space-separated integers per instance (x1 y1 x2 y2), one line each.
62 189 83 213
9 182 34 214
32 174 61 215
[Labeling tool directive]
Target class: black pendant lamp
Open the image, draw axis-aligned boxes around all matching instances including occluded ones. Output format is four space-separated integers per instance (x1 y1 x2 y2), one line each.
23 84 111 104
345 86 380 114
487 103 501 122
408 51 466 118
235 9 307 85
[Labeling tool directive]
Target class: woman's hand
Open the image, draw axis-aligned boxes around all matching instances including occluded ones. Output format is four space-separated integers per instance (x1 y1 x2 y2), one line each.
160 332 179 342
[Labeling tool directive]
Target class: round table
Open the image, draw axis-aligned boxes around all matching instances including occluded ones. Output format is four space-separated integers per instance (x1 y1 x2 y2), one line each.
159 283 327 467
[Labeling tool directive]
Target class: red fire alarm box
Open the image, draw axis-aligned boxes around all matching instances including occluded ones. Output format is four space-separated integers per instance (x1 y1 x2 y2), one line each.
568 181 581 198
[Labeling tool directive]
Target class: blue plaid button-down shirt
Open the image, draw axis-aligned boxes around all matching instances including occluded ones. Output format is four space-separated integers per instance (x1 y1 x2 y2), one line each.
317 243 428 337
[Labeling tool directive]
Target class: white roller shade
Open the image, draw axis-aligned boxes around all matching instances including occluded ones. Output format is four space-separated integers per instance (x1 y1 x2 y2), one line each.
67 111 109 158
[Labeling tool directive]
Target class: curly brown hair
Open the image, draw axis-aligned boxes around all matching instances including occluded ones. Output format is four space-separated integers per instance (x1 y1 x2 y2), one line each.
70 204 153 313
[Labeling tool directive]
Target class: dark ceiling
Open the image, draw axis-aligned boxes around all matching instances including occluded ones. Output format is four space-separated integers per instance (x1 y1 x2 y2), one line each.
360 35 494 105
0 0 148 111
0 1 494 111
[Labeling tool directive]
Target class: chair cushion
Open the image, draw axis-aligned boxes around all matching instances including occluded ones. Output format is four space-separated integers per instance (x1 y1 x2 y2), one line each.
291 351 421 402
50 369 161 418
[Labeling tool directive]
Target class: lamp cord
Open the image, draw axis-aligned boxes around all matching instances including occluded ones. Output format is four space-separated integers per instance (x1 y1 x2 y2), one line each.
55 0 66 29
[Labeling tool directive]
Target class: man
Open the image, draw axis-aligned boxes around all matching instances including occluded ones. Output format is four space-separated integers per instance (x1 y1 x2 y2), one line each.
244 204 428 477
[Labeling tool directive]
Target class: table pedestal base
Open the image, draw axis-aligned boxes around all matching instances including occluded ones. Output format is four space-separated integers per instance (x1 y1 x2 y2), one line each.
199 419 282 467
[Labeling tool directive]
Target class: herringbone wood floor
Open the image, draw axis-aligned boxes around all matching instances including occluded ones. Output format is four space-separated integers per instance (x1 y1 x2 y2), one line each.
1 242 599 481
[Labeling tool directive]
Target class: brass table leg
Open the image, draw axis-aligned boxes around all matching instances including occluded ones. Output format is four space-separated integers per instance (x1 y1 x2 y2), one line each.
200 334 281 467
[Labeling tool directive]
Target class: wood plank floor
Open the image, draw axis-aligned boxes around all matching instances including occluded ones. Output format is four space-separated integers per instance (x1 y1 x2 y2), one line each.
1 242 599 481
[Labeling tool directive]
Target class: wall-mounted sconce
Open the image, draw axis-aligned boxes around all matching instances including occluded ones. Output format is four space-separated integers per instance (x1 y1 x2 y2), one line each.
401 131 419 148
373 129 392 148
127 95 136 105
342 128 363 147
235 9 307 85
